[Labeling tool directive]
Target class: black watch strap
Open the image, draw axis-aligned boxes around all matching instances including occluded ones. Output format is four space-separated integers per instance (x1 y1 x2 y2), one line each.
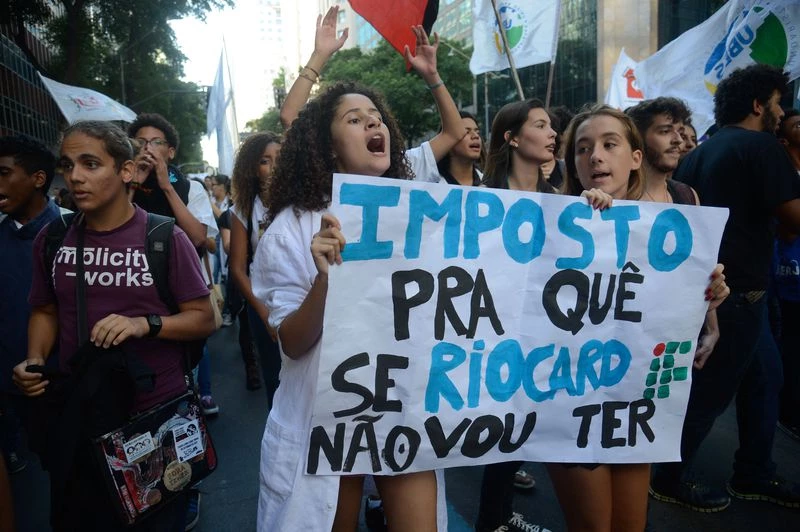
146 314 162 338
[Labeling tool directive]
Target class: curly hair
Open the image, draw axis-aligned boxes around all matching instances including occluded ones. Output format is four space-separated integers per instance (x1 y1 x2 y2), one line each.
127 112 180 151
625 97 691 136
266 81 412 222
561 104 644 200
0 134 56 195
231 132 281 222
482 98 555 193
714 64 788 126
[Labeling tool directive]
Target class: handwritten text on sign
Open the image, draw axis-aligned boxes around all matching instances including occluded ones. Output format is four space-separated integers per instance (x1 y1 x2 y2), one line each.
308 174 728 475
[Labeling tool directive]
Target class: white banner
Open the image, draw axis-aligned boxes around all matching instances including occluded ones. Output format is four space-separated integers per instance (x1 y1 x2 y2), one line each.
638 0 800 136
306 174 729 476
38 73 137 124
605 48 645 110
470 0 559 75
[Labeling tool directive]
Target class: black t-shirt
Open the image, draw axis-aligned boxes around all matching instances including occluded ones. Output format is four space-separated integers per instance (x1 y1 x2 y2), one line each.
674 126 800 291
217 209 231 231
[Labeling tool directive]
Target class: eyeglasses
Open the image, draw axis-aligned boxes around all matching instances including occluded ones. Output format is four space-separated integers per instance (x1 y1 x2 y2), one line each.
136 138 169 147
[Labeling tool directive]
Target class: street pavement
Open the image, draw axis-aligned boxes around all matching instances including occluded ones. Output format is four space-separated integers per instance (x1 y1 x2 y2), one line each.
8 323 800 531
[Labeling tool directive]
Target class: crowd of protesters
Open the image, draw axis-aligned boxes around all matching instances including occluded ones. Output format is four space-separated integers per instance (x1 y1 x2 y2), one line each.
1 6 798 532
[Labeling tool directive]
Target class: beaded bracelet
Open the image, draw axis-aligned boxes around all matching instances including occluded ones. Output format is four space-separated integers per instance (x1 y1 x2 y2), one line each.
427 80 444 90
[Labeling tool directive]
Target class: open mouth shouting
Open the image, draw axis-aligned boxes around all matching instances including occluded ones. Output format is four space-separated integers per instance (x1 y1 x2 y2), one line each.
367 134 386 155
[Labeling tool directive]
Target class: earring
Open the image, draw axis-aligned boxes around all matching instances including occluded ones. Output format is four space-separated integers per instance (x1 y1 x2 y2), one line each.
510 141 518 148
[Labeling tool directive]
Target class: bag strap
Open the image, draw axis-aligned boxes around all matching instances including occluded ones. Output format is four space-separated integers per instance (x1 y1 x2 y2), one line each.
75 218 88 346
246 213 254 267
145 213 178 314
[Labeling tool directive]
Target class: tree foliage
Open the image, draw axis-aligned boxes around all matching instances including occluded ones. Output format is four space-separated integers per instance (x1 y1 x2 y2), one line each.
245 108 282 134
320 39 474 146
5 0 231 164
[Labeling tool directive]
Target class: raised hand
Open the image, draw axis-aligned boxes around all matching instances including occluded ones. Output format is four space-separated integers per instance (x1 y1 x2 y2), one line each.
404 25 441 84
315 5 349 59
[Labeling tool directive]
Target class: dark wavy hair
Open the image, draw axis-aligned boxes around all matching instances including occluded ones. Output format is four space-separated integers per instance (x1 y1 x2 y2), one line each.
231 132 282 223
0 135 56 195
483 98 555 192
62 120 135 172
266 81 412 221
127 112 180 150
625 97 691 136
436 110 485 176
714 64 788 126
561 104 644 200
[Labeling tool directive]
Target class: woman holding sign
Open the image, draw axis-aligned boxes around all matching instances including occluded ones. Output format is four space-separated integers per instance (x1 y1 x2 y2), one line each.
474 98 609 532
553 104 729 532
249 46 449 532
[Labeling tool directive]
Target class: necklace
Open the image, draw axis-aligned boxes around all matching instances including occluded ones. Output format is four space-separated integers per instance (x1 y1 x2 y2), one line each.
645 180 671 203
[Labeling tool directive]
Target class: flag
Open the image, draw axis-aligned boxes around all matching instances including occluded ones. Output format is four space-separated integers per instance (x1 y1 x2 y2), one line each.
349 0 439 57
37 73 137 124
637 0 800 136
470 0 559 75
605 48 645 110
206 46 239 175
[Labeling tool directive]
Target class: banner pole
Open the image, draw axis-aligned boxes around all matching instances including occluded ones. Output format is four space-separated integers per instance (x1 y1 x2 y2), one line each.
490 0 525 101
544 2 561 108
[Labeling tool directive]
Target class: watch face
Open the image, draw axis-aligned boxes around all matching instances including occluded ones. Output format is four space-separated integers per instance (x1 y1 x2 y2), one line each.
148 314 162 336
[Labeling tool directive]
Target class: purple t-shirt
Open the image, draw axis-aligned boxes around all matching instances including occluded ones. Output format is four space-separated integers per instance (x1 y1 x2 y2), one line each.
30 206 209 410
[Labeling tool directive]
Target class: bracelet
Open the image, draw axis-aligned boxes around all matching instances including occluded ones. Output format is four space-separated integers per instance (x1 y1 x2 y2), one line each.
427 80 444 90
298 72 317 84
305 65 320 78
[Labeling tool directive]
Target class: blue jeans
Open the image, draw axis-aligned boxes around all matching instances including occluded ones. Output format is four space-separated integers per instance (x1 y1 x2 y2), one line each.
197 345 212 397
654 293 782 484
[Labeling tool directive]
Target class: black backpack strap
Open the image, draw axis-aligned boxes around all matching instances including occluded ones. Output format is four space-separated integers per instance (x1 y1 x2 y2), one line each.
145 213 178 314
44 212 77 290
246 214 254 267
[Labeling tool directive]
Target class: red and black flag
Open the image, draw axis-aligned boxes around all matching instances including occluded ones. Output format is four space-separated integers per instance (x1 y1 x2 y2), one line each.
349 0 439 57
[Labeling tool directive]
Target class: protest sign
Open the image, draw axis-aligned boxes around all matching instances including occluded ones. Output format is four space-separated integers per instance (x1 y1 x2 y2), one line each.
307 174 728 476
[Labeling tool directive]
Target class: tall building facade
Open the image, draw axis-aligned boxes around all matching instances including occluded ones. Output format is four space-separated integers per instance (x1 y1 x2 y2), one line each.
0 2 65 147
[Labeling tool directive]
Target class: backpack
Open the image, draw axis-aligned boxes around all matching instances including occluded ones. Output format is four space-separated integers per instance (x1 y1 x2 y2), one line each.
43 211 204 368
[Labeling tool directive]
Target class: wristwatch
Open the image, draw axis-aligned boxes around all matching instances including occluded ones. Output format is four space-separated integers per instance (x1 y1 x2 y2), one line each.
146 314 162 338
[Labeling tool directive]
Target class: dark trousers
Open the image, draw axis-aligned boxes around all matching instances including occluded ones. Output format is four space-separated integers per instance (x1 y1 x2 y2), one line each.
778 299 800 426
247 305 281 408
474 460 521 531
654 294 781 484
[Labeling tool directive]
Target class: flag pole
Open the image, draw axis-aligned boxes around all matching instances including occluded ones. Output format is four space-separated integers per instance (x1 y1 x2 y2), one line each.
544 2 561 108
490 0 525 101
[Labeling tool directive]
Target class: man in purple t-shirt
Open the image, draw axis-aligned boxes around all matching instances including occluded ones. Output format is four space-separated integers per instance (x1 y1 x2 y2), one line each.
13 121 214 531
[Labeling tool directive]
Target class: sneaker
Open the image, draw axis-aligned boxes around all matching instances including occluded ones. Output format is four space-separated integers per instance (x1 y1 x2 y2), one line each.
364 495 387 531
505 512 551 532
5 452 26 474
513 468 536 490
200 396 219 416
727 476 800 508
649 478 730 512
221 313 233 327
778 420 800 442
185 488 201 531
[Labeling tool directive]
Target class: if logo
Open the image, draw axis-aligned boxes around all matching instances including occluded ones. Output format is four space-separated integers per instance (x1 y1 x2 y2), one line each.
643 340 692 399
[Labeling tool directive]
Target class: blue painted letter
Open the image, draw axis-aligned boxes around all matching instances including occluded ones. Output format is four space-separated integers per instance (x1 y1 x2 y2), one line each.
340 183 400 261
